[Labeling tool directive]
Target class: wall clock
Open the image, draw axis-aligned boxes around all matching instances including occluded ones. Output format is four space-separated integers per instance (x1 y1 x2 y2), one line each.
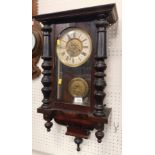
33 3 118 151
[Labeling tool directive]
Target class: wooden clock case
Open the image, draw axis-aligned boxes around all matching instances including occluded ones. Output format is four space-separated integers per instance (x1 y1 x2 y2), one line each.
33 4 118 151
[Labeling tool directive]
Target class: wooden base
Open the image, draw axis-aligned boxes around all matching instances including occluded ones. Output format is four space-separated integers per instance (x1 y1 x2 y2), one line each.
37 107 111 151
66 126 90 139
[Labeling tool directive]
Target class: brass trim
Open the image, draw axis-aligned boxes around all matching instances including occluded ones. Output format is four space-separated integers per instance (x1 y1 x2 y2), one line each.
68 77 89 97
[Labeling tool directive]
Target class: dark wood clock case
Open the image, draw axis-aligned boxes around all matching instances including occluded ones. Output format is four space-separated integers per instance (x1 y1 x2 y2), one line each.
33 4 118 151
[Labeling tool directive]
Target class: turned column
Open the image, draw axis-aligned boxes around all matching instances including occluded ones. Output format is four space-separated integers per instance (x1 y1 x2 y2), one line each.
94 14 108 116
41 23 52 109
93 14 109 142
41 23 53 131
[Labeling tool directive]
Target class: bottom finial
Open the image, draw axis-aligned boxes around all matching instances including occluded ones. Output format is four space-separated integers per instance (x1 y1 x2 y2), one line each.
95 130 104 143
45 121 53 132
74 137 83 151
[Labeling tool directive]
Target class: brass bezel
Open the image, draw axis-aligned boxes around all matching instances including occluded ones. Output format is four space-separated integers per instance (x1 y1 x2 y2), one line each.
68 77 89 97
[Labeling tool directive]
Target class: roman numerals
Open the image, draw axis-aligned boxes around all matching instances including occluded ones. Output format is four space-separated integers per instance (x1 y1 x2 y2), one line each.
57 28 92 67
66 56 70 61
82 38 87 42
72 58 74 63
73 32 76 38
67 34 72 40
81 52 87 56
78 56 81 61
67 32 77 40
61 52 65 56
83 46 88 48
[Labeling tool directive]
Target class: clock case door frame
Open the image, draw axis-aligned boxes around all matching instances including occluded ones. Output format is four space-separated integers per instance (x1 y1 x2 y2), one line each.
51 22 97 113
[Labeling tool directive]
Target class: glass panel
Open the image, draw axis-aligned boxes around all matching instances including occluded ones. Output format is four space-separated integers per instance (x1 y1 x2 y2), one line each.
54 28 93 107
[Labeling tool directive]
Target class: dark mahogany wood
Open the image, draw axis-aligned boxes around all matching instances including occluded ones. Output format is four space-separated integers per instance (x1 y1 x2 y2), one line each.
33 3 118 151
94 14 108 117
41 24 52 109
40 24 54 130
93 14 109 142
33 3 118 24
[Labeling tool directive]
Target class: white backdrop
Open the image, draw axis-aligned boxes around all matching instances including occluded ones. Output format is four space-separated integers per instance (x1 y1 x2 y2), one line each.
32 0 122 155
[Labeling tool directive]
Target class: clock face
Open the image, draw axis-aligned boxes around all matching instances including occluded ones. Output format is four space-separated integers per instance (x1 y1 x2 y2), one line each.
32 33 36 50
56 28 92 67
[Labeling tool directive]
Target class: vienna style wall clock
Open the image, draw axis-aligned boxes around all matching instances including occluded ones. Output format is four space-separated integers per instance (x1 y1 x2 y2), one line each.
33 4 118 151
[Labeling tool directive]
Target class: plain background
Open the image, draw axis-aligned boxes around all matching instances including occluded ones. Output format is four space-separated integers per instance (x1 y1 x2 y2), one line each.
0 0 155 155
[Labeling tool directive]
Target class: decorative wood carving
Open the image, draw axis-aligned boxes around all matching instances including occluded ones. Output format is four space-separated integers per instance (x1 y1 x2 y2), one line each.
41 24 52 108
74 137 83 151
33 4 118 151
41 24 54 131
44 113 53 132
93 14 109 142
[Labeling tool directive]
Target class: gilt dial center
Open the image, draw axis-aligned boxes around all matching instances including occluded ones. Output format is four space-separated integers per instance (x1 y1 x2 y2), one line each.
66 38 83 57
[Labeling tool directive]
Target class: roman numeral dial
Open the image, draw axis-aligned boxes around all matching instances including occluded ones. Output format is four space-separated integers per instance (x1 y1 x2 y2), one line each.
56 28 92 67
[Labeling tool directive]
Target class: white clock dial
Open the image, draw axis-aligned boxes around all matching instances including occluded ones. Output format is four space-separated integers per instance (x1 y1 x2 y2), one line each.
56 28 92 67
32 33 36 50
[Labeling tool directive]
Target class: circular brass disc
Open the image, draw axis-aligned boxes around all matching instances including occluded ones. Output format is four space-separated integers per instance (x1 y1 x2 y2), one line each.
68 78 89 97
66 38 83 57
